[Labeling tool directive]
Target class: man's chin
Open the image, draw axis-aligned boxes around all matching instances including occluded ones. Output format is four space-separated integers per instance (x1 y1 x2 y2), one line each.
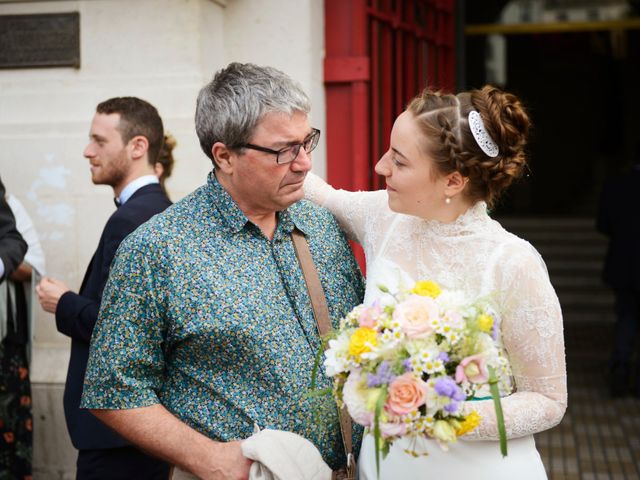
277 187 305 209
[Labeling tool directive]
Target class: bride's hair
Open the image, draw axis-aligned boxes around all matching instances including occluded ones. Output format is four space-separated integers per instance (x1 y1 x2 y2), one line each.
407 85 530 207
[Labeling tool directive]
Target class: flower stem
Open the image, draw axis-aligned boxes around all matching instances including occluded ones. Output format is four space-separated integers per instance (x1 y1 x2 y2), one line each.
488 366 508 456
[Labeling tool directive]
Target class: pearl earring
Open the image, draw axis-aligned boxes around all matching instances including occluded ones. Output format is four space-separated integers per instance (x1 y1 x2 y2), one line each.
445 197 451 205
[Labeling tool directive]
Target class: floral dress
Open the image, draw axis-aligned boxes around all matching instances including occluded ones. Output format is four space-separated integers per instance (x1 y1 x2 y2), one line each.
0 281 32 480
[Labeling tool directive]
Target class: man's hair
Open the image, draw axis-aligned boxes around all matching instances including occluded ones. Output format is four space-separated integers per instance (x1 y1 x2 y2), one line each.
195 62 311 163
96 97 164 164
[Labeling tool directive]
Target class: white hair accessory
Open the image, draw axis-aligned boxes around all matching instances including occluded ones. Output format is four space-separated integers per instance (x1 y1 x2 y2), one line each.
468 110 499 158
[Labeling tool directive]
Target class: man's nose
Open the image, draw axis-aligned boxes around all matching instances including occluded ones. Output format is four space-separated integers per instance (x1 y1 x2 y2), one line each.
290 147 312 172
83 144 94 158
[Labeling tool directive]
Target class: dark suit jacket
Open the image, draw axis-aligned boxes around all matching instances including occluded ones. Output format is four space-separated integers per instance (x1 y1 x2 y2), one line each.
56 183 171 450
0 176 28 280
596 167 640 290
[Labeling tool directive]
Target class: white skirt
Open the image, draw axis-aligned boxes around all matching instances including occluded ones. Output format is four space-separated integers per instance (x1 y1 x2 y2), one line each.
359 434 547 480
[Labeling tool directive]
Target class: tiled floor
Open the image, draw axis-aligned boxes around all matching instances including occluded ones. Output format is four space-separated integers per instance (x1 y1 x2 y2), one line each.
535 322 640 479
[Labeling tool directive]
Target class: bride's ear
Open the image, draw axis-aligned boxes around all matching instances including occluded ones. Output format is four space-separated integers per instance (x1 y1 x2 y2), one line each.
443 171 468 197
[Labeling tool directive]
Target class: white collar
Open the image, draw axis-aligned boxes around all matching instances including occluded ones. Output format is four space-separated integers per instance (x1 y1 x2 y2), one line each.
117 175 159 205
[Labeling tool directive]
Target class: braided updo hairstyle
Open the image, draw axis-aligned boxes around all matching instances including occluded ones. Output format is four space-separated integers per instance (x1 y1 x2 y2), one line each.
407 85 530 207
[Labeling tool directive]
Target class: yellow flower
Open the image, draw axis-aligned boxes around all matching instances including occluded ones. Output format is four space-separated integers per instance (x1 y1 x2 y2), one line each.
411 280 442 298
432 420 457 443
456 410 481 436
477 313 494 333
348 328 377 359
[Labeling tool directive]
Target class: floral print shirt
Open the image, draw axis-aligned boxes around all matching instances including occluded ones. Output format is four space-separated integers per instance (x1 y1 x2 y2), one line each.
81 172 364 469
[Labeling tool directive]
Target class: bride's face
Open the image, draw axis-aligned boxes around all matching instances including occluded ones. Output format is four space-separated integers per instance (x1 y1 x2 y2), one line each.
375 110 448 219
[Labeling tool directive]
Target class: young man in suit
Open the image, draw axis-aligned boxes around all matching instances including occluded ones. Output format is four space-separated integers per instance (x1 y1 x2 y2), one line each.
36 97 172 479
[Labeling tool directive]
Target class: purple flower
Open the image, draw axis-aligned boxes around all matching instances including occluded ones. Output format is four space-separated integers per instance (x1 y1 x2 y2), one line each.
491 320 498 340
367 361 397 387
444 401 460 413
403 359 413 372
434 377 466 401
437 352 450 362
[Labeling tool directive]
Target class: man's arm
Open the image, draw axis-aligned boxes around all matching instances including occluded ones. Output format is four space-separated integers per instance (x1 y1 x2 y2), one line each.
90 405 252 480
0 177 28 281
37 277 102 343
82 234 251 479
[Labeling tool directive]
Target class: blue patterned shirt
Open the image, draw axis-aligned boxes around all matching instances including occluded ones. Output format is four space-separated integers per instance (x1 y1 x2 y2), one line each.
81 172 364 469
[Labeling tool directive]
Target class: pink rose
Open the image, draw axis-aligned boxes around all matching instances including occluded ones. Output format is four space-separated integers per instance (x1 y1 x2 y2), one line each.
455 354 489 384
358 301 381 328
393 295 439 339
385 373 428 416
380 418 408 438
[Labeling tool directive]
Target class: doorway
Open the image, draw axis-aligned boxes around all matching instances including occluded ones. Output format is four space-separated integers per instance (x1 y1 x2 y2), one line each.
464 4 640 216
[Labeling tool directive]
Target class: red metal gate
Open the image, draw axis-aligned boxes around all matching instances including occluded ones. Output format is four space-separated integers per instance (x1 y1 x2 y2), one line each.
324 0 456 267
324 0 456 192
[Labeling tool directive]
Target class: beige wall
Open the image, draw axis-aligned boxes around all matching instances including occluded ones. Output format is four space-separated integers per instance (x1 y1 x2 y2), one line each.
0 0 325 476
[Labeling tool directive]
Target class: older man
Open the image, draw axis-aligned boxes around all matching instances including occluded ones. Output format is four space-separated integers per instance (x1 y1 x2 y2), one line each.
81 63 364 479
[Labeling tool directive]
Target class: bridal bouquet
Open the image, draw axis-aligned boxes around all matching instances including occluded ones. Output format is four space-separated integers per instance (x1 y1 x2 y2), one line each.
315 280 510 472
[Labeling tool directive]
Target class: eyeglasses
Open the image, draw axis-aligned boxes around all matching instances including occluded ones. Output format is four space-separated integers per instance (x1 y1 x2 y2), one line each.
237 128 320 165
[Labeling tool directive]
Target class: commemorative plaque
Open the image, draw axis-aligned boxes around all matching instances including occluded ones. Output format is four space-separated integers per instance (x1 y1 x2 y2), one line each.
0 12 80 69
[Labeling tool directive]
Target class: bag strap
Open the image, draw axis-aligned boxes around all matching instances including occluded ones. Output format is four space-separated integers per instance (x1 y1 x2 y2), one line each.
291 229 356 477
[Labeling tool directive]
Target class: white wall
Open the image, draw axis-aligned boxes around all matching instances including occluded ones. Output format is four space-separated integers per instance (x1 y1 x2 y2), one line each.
0 0 325 476
223 0 327 177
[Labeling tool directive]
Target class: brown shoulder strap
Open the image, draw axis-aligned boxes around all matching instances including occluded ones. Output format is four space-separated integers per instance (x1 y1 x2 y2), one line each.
291 229 355 476
291 229 332 336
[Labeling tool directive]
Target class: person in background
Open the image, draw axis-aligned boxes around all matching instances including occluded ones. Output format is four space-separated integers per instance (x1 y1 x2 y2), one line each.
0 175 29 479
597 146 640 397
36 97 173 480
6 193 46 281
0 191 45 480
155 133 176 197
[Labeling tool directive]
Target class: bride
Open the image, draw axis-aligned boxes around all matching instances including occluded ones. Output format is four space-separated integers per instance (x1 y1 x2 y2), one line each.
304 86 566 479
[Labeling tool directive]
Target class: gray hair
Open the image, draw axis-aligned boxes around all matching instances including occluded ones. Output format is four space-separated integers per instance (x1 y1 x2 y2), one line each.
195 62 311 163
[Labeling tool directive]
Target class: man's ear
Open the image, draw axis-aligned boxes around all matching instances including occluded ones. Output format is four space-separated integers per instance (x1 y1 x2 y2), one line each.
212 142 235 174
444 171 468 197
130 135 149 161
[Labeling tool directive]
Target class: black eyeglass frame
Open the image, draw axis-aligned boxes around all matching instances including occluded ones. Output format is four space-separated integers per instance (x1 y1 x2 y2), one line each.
236 128 321 165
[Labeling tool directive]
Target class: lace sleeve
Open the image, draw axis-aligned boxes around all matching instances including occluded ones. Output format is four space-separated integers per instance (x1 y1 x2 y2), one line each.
304 172 388 244
462 242 567 441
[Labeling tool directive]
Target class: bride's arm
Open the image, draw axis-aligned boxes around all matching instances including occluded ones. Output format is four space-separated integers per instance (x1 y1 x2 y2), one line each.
462 244 567 441
304 172 387 244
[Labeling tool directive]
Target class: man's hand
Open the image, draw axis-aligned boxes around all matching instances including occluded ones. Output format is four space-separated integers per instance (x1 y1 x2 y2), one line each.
196 440 252 480
90 405 253 480
36 276 71 313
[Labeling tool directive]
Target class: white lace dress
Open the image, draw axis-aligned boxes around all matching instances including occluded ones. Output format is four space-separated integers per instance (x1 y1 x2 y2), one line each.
304 174 567 480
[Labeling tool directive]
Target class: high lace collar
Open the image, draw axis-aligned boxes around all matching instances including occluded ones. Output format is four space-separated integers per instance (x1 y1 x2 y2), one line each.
416 201 491 237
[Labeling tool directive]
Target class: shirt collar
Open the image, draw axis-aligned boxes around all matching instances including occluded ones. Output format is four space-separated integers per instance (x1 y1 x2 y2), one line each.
206 171 311 236
117 175 159 205
207 172 250 233
282 202 312 236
